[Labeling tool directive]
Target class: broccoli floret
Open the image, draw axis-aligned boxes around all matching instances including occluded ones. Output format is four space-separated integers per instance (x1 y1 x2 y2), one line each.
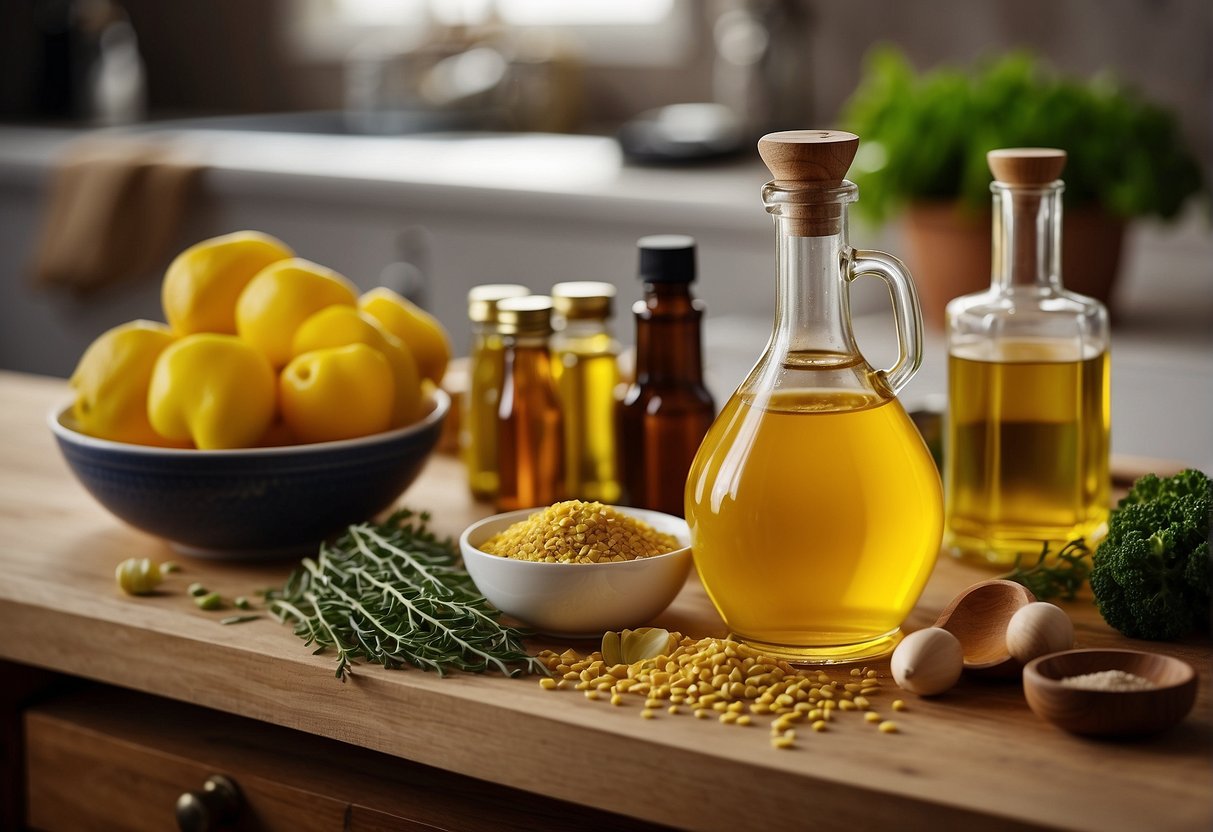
1090 469 1211 640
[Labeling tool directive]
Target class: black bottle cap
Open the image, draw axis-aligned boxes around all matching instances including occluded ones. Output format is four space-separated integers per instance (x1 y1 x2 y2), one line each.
637 234 696 284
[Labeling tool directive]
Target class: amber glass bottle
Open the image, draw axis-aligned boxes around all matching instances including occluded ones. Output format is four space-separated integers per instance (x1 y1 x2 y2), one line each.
551 281 622 503
496 295 564 512
617 235 715 517
463 284 530 501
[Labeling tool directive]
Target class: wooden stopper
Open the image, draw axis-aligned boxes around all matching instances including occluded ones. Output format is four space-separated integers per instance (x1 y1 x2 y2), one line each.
758 130 859 236
987 149 1066 285
758 130 859 186
988 148 1067 185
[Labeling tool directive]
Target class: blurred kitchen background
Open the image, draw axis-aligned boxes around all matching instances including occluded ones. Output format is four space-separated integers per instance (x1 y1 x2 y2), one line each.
1 0 1210 467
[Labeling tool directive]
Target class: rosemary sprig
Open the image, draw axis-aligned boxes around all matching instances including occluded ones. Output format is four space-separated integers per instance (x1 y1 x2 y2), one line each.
999 538 1092 601
266 509 547 681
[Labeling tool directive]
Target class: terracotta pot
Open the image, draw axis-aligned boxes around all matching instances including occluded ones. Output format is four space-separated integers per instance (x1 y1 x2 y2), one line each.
902 202 1126 328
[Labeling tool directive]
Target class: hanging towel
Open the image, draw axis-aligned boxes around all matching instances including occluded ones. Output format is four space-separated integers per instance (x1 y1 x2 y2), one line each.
32 135 202 291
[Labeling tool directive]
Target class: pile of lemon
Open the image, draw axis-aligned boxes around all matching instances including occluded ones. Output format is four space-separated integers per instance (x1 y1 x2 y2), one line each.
70 231 451 449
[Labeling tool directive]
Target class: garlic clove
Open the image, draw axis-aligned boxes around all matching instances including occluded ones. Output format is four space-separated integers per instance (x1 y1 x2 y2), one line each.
602 627 675 666
891 627 965 696
601 630 622 666
1005 602 1074 664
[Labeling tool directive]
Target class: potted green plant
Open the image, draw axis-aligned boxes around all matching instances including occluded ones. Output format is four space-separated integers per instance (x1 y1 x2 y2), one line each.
841 47 1205 325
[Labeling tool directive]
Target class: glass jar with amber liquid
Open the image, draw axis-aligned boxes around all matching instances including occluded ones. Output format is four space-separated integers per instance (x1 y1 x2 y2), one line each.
686 131 942 663
463 283 529 501
617 235 716 518
496 295 564 512
551 281 621 503
944 149 1110 566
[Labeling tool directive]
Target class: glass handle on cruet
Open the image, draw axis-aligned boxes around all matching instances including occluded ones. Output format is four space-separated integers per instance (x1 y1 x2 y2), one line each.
849 249 924 394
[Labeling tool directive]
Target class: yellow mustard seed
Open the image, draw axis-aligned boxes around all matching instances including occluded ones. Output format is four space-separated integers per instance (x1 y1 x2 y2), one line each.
879 721 899 734
811 720 828 732
479 500 680 563
641 709 656 719
539 677 557 690
771 735 795 750
892 699 907 712
865 712 881 723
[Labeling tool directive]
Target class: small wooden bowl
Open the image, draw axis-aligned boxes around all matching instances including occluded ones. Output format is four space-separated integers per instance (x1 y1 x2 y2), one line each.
934 579 1036 678
1023 649 1198 737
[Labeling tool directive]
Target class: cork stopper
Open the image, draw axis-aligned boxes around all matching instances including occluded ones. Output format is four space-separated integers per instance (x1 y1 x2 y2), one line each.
758 130 859 236
758 130 859 186
988 148 1067 185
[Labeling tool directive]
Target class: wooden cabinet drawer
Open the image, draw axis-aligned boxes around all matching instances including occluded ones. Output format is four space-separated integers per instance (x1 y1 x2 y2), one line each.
25 687 668 832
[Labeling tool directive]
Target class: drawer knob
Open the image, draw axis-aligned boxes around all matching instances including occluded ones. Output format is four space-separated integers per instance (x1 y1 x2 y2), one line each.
176 774 242 832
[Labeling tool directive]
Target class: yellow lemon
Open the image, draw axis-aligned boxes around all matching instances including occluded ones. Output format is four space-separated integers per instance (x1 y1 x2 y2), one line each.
292 305 423 427
235 258 359 368
70 320 184 446
280 343 394 443
358 287 451 385
148 334 277 450
162 231 292 335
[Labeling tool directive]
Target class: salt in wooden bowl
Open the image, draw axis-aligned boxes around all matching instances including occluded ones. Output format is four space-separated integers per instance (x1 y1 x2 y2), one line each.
1023 648 1197 737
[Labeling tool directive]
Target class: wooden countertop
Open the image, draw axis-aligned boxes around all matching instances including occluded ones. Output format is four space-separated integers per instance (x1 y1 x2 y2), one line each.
1 370 1209 832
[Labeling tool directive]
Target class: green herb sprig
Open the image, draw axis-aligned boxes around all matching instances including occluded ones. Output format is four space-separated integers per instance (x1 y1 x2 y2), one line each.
266 509 546 681
999 538 1091 601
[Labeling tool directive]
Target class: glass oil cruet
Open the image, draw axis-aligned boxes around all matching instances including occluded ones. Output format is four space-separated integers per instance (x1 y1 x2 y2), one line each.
944 149 1110 566
686 130 943 662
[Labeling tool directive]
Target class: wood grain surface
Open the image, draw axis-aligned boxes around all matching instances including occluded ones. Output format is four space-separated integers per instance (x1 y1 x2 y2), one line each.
0 370 1209 832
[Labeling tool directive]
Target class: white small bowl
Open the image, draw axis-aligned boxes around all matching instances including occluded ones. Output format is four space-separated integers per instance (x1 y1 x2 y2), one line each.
460 506 692 638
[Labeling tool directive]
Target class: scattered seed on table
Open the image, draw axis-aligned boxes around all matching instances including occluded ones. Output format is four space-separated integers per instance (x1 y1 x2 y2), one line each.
879 721 899 734
194 592 222 610
892 699 907 711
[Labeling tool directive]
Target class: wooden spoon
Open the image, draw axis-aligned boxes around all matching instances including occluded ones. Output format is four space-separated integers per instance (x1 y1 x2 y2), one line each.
933 579 1036 678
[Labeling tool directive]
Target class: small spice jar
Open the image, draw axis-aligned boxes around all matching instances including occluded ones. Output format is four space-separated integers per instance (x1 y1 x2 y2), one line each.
463 283 529 500
495 296 564 512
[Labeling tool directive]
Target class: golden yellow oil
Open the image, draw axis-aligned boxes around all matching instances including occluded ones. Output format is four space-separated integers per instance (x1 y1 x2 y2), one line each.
463 332 508 500
552 333 621 503
945 339 1109 566
686 389 942 662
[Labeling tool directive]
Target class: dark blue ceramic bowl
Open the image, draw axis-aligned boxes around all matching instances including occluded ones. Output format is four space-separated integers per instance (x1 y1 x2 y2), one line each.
49 391 449 558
